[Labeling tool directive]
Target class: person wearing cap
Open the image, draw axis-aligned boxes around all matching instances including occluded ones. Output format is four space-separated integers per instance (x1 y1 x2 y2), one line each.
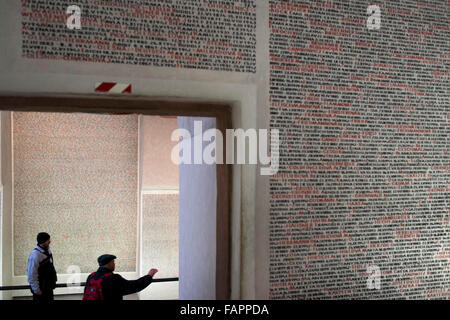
26 232 58 301
83 254 158 301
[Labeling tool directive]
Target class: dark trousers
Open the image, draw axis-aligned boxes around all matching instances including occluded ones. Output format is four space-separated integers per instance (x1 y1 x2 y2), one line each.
32 289 54 302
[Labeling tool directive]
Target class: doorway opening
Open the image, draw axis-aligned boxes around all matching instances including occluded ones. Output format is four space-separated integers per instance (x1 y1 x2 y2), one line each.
0 95 232 300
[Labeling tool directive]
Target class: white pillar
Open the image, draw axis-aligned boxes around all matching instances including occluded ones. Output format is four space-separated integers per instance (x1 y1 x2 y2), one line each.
178 117 217 300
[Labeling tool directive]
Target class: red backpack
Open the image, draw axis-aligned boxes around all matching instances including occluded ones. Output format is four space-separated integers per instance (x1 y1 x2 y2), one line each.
82 272 112 300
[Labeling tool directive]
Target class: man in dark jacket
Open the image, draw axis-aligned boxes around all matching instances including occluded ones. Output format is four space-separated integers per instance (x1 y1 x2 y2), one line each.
26 232 58 302
83 254 158 301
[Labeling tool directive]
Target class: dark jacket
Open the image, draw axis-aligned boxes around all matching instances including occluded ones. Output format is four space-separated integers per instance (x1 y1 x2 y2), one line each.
27 245 57 294
85 267 153 301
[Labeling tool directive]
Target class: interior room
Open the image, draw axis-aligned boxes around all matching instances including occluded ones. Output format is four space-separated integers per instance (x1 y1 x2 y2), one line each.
0 0 449 301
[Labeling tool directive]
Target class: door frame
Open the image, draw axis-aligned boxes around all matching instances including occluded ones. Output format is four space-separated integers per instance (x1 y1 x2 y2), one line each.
0 94 232 299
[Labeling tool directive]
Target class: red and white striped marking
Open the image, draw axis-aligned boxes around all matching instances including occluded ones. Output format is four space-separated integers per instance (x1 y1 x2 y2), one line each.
95 82 132 94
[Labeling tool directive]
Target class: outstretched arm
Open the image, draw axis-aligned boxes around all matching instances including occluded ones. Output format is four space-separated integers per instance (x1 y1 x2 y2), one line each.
118 269 159 296
121 275 152 296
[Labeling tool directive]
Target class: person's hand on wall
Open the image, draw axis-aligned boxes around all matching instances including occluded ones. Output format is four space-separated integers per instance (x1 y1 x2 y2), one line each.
148 268 158 277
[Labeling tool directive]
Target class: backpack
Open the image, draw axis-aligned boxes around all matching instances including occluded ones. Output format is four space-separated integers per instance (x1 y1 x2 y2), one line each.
82 272 112 300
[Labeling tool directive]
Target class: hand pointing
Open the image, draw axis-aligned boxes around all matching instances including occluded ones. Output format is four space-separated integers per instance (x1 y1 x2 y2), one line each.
148 268 158 277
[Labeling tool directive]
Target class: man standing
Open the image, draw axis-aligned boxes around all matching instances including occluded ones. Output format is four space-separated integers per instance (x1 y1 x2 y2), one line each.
27 232 58 301
83 254 158 300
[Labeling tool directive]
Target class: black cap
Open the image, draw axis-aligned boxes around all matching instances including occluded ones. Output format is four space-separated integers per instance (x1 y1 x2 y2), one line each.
37 232 50 244
97 254 116 266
